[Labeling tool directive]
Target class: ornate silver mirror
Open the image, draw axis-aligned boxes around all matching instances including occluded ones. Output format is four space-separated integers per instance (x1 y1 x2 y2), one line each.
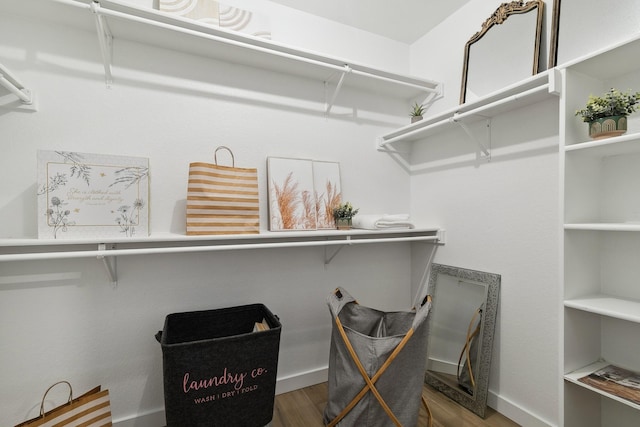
460 0 544 104
424 263 500 418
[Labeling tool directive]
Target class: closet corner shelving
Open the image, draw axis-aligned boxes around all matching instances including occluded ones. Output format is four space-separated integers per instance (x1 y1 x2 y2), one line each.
377 68 561 152
0 0 441 110
560 34 640 427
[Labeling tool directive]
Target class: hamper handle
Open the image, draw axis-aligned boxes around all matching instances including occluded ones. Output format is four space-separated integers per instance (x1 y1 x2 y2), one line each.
412 294 432 330
214 146 235 167
155 331 162 343
327 287 356 318
40 381 73 417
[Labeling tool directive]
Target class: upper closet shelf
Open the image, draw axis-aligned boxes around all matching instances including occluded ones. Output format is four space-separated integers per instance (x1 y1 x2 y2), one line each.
377 69 561 149
1 0 441 108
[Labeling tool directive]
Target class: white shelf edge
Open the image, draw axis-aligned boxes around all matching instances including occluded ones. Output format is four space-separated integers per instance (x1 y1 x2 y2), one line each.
564 294 640 323
565 131 640 153
564 223 640 231
0 228 443 260
0 228 443 285
564 360 640 411
377 69 559 148
0 227 440 247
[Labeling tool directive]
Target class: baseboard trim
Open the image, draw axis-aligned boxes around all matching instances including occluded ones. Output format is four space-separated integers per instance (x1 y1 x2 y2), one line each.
113 408 166 427
488 389 555 427
113 368 329 427
275 366 328 395
114 371 556 427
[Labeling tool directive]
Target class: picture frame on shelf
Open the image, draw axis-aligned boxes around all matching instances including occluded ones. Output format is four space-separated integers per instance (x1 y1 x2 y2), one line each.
158 0 272 39
37 150 149 239
312 161 342 229
267 157 317 231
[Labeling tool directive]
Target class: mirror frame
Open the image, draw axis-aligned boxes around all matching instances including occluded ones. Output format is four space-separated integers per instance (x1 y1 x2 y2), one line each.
424 263 501 418
548 0 562 69
459 0 544 104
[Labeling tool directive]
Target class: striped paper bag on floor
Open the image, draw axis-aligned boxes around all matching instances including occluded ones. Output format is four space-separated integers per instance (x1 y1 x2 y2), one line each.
15 381 112 427
186 147 260 235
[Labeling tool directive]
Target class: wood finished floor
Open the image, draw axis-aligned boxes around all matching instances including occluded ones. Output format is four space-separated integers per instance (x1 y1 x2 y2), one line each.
273 382 521 427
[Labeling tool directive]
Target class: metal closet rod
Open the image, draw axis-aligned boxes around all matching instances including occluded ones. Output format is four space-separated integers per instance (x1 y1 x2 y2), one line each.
83 0 438 93
0 235 439 262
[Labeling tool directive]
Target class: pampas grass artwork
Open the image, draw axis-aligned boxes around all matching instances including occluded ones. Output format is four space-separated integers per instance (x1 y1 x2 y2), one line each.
268 157 317 231
313 161 342 229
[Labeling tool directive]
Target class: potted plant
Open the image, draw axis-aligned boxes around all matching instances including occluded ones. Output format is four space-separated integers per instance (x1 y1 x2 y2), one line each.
575 88 640 139
410 102 425 123
333 201 359 230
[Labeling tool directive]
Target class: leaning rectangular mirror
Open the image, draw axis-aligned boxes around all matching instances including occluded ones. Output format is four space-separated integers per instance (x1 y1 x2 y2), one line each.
460 0 544 104
424 263 501 418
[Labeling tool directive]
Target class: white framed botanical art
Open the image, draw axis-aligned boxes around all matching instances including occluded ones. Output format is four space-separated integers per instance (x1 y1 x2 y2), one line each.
267 157 317 231
312 161 342 229
37 150 150 239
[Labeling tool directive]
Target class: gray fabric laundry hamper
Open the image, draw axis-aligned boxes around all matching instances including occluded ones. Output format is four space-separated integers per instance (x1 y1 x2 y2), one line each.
323 287 432 427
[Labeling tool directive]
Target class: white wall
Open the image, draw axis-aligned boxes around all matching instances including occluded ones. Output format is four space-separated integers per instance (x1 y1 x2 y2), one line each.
407 0 640 426
4 0 640 426
0 3 417 426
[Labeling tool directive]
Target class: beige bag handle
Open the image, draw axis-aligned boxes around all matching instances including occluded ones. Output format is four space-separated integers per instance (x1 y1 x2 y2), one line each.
39 381 73 417
214 146 235 167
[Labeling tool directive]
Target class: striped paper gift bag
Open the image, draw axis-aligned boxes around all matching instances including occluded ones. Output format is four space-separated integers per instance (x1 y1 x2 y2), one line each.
15 381 112 427
186 147 260 235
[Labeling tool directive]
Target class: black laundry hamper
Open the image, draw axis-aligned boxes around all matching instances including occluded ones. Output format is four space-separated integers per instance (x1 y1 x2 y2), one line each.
323 287 432 427
156 304 281 427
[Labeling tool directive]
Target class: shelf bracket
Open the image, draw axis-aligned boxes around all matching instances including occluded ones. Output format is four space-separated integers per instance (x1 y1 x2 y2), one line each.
324 245 344 265
0 63 36 110
324 236 353 265
375 137 410 154
91 1 114 87
452 115 491 161
97 243 117 286
324 65 352 115
415 82 444 112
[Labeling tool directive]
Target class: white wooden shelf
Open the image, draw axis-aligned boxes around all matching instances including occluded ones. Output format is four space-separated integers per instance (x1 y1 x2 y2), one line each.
0 228 442 249
565 132 640 157
564 360 640 412
564 223 640 232
377 69 560 150
0 228 444 284
564 294 640 324
561 33 640 426
559 34 640 81
0 0 440 109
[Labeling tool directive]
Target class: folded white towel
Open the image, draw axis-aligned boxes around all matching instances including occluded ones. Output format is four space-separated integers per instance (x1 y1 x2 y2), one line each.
380 213 410 221
352 214 415 230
